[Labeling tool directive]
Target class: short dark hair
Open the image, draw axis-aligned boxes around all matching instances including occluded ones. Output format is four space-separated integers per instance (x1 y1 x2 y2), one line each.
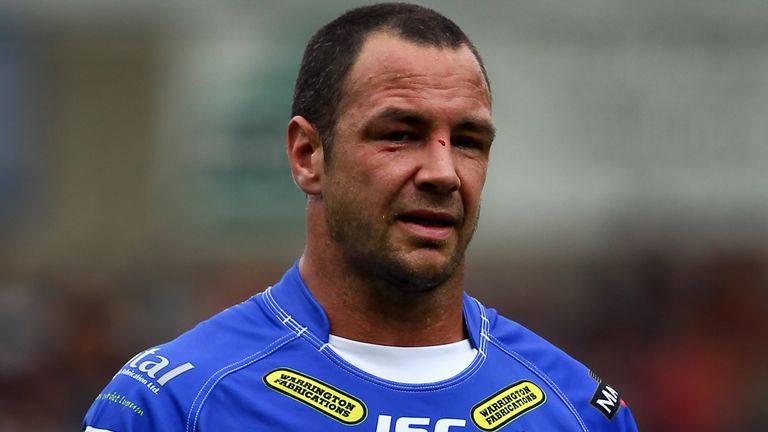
291 2 490 160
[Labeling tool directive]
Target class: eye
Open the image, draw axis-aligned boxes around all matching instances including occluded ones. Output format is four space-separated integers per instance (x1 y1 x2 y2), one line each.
383 131 419 143
452 136 483 150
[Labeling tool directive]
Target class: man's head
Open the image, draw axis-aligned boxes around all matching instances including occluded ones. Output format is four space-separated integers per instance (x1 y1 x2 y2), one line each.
288 3 494 292
291 2 490 159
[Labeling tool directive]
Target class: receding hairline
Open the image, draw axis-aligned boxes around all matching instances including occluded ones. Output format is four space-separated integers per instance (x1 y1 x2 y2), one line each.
336 30 492 114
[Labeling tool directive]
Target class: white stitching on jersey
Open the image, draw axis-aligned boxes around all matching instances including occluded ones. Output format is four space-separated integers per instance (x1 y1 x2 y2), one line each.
489 335 590 432
264 289 300 331
473 297 490 356
263 288 297 331
263 288 325 349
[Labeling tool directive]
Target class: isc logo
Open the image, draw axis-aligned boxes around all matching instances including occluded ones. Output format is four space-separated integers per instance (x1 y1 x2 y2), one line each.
375 415 466 432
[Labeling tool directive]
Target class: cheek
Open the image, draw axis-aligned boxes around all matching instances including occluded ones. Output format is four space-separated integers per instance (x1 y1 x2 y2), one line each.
359 152 417 187
458 162 488 202
326 163 383 208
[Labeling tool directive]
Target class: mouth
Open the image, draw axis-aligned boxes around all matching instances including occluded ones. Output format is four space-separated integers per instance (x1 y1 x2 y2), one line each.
396 210 457 241
398 214 454 227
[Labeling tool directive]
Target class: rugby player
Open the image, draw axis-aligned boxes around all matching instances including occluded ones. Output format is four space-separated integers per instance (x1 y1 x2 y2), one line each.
84 3 639 431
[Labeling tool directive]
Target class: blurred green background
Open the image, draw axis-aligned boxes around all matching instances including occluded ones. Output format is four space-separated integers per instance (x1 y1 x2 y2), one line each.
1 1 766 430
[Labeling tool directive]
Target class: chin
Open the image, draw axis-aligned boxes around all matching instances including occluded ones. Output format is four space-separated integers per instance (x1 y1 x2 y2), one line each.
386 253 462 293
344 240 465 292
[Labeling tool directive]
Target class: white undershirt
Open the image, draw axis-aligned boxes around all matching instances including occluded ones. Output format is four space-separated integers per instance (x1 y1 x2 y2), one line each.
327 335 477 384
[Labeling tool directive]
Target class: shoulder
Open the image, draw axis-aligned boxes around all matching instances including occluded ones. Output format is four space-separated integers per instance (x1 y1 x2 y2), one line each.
478 300 639 431
83 293 296 432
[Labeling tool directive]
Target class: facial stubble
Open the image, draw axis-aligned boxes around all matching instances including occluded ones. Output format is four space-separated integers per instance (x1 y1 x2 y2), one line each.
324 187 480 294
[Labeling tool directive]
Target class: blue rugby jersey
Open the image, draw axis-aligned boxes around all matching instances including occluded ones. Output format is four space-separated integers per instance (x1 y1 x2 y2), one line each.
83 263 639 431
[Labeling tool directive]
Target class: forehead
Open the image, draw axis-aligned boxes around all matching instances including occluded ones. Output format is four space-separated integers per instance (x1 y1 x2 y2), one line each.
339 31 492 117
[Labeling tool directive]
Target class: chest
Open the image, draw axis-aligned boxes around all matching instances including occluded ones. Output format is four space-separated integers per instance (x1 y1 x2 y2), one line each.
194 344 588 432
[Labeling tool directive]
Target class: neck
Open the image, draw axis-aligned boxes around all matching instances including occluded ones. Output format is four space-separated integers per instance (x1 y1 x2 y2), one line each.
299 204 466 346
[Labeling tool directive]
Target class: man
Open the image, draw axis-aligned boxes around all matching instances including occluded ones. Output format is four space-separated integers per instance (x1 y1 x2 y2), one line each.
84 3 639 431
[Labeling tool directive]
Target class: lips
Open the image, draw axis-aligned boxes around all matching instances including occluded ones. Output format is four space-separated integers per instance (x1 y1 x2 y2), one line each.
396 210 458 241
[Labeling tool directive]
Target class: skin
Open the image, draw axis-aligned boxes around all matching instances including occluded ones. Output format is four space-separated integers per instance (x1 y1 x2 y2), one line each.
287 31 495 346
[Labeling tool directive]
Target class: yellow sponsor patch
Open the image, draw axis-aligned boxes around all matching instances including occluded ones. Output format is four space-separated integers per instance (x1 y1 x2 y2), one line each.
471 380 546 431
263 368 367 425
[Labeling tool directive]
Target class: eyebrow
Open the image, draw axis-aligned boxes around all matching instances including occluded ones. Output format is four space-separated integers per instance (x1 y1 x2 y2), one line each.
457 118 496 143
368 108 428 128
367 107 496 141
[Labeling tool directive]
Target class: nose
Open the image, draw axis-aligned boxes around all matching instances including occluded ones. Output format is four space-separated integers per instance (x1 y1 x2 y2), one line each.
414 138 461 193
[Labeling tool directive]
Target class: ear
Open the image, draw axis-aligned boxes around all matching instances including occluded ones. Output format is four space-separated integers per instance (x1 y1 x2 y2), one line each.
287 116 324 195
